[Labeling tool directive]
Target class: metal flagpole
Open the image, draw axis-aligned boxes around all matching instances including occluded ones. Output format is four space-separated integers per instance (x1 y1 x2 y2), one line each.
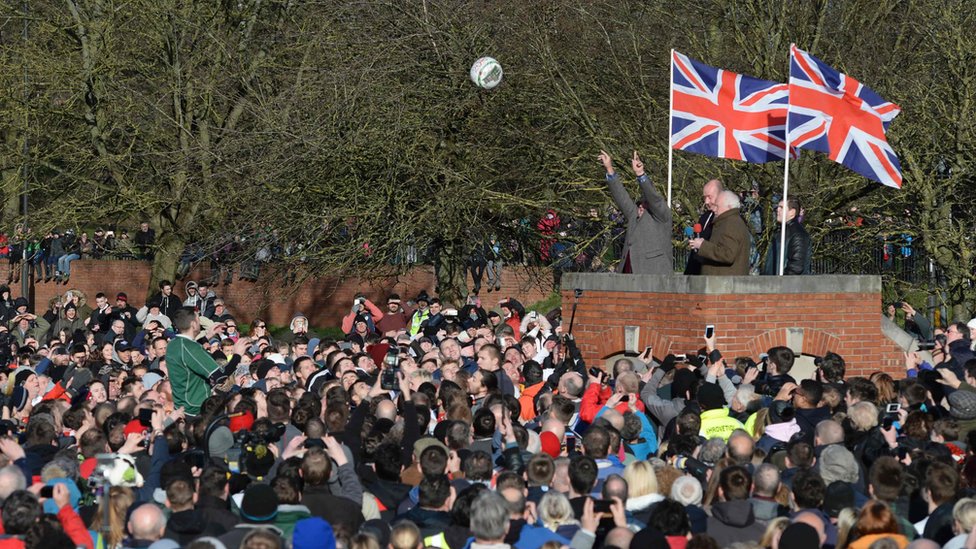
778 46 794 276
667 49 674 207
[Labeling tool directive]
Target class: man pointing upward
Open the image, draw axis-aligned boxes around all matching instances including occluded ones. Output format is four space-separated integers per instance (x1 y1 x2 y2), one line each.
599 150 673 275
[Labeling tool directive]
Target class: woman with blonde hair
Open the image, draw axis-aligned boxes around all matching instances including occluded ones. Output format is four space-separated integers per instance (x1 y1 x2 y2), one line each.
835 507 858 549
90 486 135 549
759 517 788 548
943 498 976 549
846 500 909 549
538 491 580 540
623 460 664 518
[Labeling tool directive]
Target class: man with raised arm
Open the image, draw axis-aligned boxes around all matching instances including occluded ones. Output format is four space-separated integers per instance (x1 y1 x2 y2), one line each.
599 150 673 275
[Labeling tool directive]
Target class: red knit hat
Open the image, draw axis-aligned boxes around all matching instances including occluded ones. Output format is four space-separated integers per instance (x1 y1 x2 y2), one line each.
540 431 561 459
123 419 146 438
229 411 255 433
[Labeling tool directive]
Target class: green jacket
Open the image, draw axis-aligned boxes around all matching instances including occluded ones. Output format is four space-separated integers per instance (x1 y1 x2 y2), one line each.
274 504 312 538
9 316 51 345
166 334 220 415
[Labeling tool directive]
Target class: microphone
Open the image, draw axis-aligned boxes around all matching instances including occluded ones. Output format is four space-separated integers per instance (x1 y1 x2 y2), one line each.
693 223 702 239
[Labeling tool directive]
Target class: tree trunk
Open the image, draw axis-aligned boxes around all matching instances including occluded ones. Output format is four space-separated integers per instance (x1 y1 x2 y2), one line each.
434 239 466 305
147 233 183 301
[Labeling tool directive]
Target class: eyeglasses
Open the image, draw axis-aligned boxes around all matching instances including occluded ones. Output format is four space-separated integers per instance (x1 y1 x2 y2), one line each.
256 324 266 328
226 324 236 328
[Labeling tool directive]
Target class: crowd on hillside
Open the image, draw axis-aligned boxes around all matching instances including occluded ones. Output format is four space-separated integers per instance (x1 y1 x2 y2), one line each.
0 277 972 549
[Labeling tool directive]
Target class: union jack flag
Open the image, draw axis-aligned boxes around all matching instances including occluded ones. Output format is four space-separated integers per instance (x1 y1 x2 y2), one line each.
787 44 902 188
670 50 791 163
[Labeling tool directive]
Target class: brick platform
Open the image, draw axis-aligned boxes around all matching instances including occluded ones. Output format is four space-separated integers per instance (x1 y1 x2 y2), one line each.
0 261 555 329
560 273 905 378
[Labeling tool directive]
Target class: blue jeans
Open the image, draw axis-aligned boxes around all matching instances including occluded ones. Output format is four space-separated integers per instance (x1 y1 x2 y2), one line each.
57 253 79 276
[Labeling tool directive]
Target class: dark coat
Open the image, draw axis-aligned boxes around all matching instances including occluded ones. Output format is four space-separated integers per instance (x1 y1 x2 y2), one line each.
794 406 832 440
923 500 956 545
607 173 673 275
762 218 812 275
366 478 411 522
706 500 767 547
696 208 751 275
163 508 228 545
398 506 452 539
196 495 240 533
685 211 715 275
302 485 365 531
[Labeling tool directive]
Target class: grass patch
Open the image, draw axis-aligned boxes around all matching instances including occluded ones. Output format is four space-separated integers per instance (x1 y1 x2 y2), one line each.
527 292 562 314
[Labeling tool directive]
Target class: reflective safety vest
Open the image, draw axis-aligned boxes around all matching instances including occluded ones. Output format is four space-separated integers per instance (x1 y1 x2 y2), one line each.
425 532 450 549
699 407 745 442
409 310 430 336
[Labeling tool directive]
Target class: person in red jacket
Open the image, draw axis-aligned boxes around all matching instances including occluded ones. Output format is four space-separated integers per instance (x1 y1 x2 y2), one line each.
0 485 93 549
499 298 522 335
580 370 645 424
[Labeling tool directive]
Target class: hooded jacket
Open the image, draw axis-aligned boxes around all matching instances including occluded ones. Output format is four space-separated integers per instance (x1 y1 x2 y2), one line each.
135 306 173 330
706 500 766 547
367 477 412 522
398 506 452 538
519 381 547 422
273 503 312 538
163 508 228 545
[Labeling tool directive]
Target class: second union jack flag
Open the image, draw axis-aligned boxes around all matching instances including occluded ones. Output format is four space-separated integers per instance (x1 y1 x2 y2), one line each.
670 50 790 163
787 44 902 189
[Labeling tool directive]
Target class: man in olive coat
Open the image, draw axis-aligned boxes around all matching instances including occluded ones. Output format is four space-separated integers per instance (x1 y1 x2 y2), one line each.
688 190 751 275
599 150 673 275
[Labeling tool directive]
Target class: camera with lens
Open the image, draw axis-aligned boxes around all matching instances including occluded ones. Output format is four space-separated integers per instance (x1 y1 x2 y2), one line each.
226 422 286 476
381 347 400 390
674 455 709 485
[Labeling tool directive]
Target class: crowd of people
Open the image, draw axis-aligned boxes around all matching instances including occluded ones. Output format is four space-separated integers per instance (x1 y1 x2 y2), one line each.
0 274 969 549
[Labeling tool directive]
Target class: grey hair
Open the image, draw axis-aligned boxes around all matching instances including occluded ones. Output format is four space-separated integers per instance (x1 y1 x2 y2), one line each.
671 475 703 506
538 491 579 530
470 491 510 542
849 401 879 431
42 456 81 482
0 466 26 503
700 437 727 466
815 420 845 445
733 385 757 408
719 190 741 210
753 463 780 497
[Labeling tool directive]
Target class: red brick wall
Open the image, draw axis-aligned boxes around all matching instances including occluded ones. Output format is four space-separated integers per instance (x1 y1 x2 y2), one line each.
0 261 554 329
561 274 905 377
